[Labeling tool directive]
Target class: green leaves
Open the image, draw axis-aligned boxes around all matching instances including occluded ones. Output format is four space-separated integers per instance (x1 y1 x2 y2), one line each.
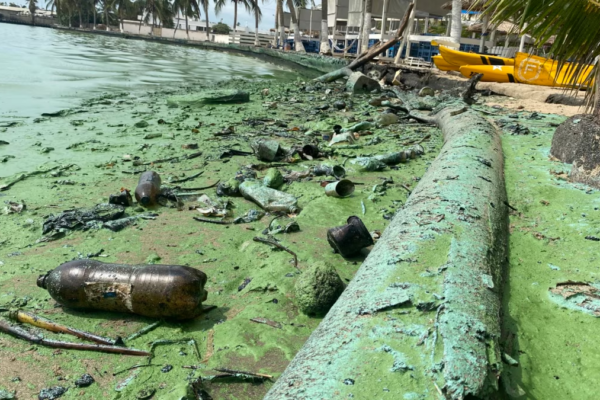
482 0 600 112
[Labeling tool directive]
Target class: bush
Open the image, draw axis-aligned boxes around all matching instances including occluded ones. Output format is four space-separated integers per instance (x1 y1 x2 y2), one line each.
212 22 231 35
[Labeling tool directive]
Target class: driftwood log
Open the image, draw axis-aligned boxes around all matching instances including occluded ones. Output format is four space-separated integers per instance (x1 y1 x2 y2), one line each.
314 2 414 83
265 97 508 399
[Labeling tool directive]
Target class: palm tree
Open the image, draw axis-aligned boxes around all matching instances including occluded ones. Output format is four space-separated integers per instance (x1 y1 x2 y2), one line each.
482 0 600 116
250 0 262 45
199 0 210 40
102 0 110 29
319 0 330 54
450 0 462 43
110 0 130 32
286 0 305 52
360 0 372 53
277 0 285 47
28 0 36 25
215 0 251 31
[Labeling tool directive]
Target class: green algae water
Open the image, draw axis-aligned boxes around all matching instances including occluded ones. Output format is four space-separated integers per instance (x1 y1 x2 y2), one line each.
0 23 294 118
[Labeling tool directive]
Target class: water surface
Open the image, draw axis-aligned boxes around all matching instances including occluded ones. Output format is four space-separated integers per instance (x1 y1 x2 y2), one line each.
0 23 294 117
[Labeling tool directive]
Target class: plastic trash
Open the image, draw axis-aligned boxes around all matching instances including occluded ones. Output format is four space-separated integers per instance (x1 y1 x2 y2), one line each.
350 157 388 172
327 216 374 257
37 260 208 319
325 180 355 198
239 181 299 213
135 171 161 206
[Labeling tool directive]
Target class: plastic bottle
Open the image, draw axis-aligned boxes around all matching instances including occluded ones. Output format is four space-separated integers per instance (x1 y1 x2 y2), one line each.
37 260 208 320
135 171 161 206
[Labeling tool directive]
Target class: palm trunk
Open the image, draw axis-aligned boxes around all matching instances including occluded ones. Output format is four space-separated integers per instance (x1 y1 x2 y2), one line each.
360 0 372 53
450 0 462 44
204 2 209 40
233 0 237 31
173 14 179 37
186 15 189 39
93 3 96 29
319 0 330 54
254 7 259 46
278 0 284 48
119 11 123 32
273 0 279 46
286 0 305 52
104 7 108 30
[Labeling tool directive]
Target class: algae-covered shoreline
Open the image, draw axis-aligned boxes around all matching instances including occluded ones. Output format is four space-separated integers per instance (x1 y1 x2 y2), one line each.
2 55 600 399
0 75 443 399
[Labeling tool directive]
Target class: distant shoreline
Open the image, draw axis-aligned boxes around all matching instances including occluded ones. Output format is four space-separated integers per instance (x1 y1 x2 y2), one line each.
51 25 346 76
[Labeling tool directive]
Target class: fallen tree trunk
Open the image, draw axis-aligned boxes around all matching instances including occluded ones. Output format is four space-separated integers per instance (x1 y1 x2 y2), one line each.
265 102 508 399
314 2 414 83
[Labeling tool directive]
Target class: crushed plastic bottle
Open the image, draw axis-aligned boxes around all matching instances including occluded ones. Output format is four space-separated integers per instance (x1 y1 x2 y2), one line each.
239 181 299 213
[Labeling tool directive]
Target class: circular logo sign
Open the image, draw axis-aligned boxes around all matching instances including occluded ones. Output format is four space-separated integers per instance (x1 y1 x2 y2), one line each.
517 57 543 83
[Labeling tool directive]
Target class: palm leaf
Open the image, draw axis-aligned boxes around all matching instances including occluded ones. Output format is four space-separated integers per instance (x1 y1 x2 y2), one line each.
481 0 600 112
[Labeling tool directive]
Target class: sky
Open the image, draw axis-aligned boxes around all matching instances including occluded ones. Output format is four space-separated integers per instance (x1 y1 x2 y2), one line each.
16 0 296 32
210 0 280 32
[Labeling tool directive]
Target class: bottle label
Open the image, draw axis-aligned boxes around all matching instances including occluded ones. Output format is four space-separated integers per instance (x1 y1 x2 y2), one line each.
84 282 134 312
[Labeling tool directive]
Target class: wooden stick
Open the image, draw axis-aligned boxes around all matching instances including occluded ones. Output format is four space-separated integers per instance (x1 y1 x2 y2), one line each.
9 310 118 346
214 368 273 380
170 171 204 184
252 237 299 271
0 319 151 356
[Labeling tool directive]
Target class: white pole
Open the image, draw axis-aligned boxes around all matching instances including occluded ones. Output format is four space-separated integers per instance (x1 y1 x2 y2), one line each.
479 14 489 52
450 0 462 44
445 15 451 36
423 15 429 34
380 0 389 41
519 23 528 52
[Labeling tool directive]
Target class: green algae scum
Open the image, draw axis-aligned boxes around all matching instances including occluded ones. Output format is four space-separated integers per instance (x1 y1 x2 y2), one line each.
2 37 600 400
0 73 442 398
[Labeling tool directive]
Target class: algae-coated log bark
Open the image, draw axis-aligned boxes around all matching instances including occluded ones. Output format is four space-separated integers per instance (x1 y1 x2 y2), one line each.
265 104 508 400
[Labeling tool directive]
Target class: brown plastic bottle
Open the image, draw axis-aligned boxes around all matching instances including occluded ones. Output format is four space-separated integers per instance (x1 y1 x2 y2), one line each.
37 260 208 320
135 171 161 206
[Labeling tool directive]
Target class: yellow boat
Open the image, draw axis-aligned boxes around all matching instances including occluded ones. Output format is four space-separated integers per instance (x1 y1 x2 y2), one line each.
514 52 594 88
432 55 459 72
438 45 515 67
459 65 516 83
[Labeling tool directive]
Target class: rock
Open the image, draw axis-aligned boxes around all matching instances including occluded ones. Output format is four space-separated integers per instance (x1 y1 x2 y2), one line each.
0 389 15 400
145 253 161 264
551 114 597 163
216 178 241 197
333 101 346 110
569 117 600 188
167 90 250 108
263 168 284 189
74 374 95 388
418 87 435 97
256 140 281 161
376 113 399 127
134 120 149 129
38 386 67 400
346 72 380 94
294 261 345 315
